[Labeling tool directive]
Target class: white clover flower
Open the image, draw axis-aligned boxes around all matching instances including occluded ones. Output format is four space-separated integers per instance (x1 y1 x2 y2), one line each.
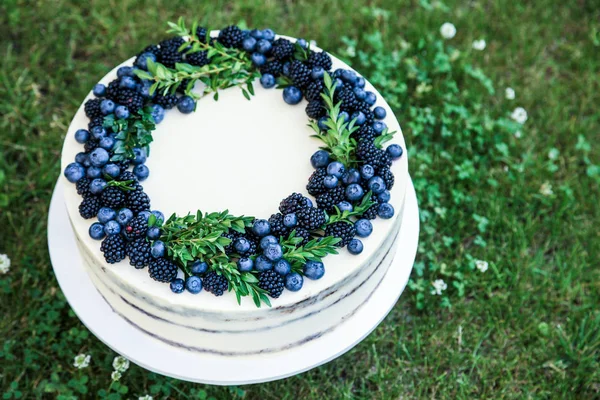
475 260 489 273
112 356 130 372
138 396 153 400
431 279 448 295
472 39 486 51
511 107 528 124
73 354 91 369
505 87 515 100
548 148 560 160
514 130 522 139
111 371 122 381
0 254 10 274
540 182 554 196
440 22 457 39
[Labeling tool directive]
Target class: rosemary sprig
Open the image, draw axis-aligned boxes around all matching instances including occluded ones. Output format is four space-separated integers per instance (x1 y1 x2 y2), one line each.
309 73 359 166
281 233 340 273
326 191 377 224
104 107 156 162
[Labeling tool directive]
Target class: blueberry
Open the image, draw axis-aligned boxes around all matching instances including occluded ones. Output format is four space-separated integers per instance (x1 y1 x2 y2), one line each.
262 29 275 41
304 197 313 208
337 201 353 212
378 190 391 203
116 208 133 225
249 29 264 39
170 278 185 293
100 99 115 115
255 255 273 271
296 38 308 48
317 117 328 131
260 235 278 249
283 86 303 105
322 174 338 189
285 272 304 291
191 260 208 275
147 226 161 239
138 80 154 98
99 136 115 151
117 66 134 78
151 240 165 258
177 96 195 114
256 39 272 54
347 238 363 255
260 73 276 89
132 147 147 165
351 111 366 125
386 144 403 159
341 69 357 83
90 178 107 195
119 76 137 90
87 166 101 179
353 87 366 100
264 243 283 261
75 152 88 165
135 52 156 70
90 147 110 167
372 121 387 134
151 104 165 124
345 183 364 201
355 219 373 237
303 260 325 280
310 150 330 168
114 105 130 120
151 210 164 224
237 257 254 272
327 161 345 178
251 52 266 66
93 83 106 97
360 164 375 180
133 164 150 181
138 210 151 221
355 77 366 88
374 106 386 120
97 207 116 224
234 237 251 253
339 111 349 123
311 66 325 80
274 259 291 276
89 222 106 240
91 126 107 140
283 213 297 228
364 91 377 106
74 129 90 144
282 61 291 76
333 78 344 90
186 276 203 294
368 176 386 194
341 168 361 185
377 203 395 219
104 220 121 236
252 219 271 237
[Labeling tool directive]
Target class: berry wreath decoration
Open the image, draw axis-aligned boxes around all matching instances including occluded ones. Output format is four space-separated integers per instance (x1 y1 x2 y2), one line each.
63 18 404 307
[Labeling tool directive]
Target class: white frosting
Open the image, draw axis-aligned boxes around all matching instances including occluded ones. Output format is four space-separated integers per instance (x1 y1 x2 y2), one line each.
60 40 409 353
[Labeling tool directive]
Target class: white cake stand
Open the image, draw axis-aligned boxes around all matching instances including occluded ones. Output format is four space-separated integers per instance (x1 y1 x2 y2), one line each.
47 177 419 385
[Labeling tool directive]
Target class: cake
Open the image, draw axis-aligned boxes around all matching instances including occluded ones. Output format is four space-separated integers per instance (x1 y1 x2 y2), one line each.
60 21 409 355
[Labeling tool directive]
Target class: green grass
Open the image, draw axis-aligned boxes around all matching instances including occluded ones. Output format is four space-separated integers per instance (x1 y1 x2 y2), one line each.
1 0 599 398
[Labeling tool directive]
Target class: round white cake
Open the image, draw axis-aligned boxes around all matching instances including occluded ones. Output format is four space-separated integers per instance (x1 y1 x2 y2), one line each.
60 34 409 355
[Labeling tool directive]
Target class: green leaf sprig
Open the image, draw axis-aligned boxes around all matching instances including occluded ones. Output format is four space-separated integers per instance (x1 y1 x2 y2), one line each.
281 232 340 273
105 179 136 192
326 191 377 224
210 258 271 308
104 107 156 162
309 73 359 166
373 127 397 149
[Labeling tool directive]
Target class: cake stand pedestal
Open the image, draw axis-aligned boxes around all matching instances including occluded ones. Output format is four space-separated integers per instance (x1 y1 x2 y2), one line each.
47 177 419 385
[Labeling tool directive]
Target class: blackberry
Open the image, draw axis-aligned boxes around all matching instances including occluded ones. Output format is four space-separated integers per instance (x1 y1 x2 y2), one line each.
258 270 285 298
307 167 327 196
353 125 376 141
294 227 311 246
336 89 359 112
356 139 387 168
195 27 208 42
305 79 325 102
362 204 378 220
307 51 332 71
76 177 93 198
100 235 126 264
296 207 326 230
270 38 294 60
106 80 120 101
158 37 185 67
126 238 152 268
355 101 375 123
260 60 283 77
101 186 126 209
288 60 311 89
88 116 105 131
279 192 310 214
116 89 144 113
79 196 101 219
203 271 228 296
139 44 160 57
118 170 141 189
117 160 131 174
268 213 289 239
315 186 345 212
148 257 178 282
123 214 148 240
378 166 395 190
186 51 209 67
126 189 151 214
84 98 102 119
218 25 244 48
305 101 325 119
325 221 356 247
154 93 179 109
84 140 99 153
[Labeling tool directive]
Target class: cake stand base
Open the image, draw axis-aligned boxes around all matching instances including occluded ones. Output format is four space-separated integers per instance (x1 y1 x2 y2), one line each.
47 177 419 385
